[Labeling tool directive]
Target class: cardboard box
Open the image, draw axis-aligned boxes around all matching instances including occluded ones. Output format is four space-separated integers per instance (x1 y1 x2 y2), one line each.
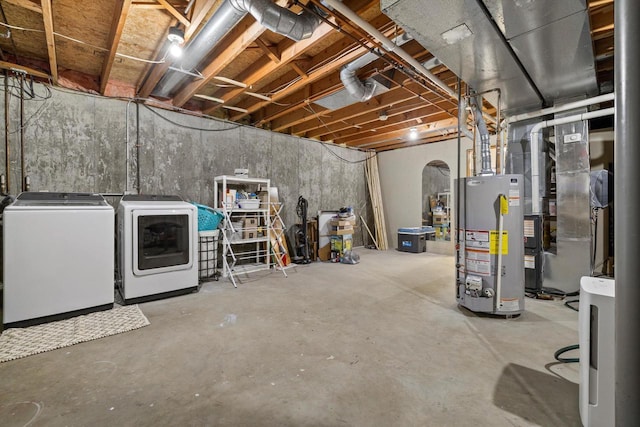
330 234 352 254
318 243 331 261
330 218 355 226
243 217 258 239
433 213 448 225
330 225 354 235
329 218 355 235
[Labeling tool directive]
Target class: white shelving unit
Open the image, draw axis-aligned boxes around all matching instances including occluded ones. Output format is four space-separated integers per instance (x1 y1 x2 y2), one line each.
214 175 286 287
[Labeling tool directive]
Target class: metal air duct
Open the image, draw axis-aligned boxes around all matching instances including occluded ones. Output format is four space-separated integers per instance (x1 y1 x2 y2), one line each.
340 33 412 102
153 0 322 98
230 0 322 42
153 1 247 98
470 95 493 175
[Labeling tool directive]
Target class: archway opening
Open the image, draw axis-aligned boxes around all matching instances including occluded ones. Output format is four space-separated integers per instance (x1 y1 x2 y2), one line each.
422 160 451 243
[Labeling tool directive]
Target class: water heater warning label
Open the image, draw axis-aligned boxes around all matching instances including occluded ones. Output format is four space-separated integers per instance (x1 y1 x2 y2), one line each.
466 259 491 276
508 189 520 206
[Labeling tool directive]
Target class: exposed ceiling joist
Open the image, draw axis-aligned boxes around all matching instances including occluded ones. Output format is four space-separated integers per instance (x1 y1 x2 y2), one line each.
137 0 216 98
0 0 613 151
0 60 48 78
229 20 399 122
202 0 378 115
4 0 42 13
171 16 270 106
184 0 217 40
348 116 457 148
254 38 280 64
100 0 133 95
39 0 57 84
156 0 190 27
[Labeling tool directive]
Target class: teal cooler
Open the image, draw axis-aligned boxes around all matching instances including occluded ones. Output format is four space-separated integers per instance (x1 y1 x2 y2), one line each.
397 227 432 253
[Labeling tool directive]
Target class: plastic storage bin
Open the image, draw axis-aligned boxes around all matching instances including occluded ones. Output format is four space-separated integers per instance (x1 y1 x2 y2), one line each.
237 199 260 209
397 227 428 253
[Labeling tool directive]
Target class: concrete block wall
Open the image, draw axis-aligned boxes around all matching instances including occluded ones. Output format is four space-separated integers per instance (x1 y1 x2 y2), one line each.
0 78 369 246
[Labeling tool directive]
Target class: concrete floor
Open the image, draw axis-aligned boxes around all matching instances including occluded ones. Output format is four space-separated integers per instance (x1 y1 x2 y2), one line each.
0 250 581 426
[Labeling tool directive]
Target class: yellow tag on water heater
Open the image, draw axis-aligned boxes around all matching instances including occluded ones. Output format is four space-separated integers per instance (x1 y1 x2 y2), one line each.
500 194 509 215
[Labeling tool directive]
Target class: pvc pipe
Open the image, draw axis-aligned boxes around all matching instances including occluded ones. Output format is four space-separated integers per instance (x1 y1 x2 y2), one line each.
528 107 614 214
322 0 456 100
506 93 614 125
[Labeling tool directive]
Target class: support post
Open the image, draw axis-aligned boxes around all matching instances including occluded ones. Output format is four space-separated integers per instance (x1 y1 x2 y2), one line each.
615 0 640 424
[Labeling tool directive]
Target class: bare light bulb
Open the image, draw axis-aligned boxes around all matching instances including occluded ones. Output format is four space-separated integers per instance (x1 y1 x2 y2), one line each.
169 41 183 58
409 127 418 140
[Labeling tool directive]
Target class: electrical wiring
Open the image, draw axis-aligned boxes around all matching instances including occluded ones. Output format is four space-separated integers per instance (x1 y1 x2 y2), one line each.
0 75 53 134
141 103 243 132
0 22 167 65
3 75 374 165
554 344 579 363
564 299 579 311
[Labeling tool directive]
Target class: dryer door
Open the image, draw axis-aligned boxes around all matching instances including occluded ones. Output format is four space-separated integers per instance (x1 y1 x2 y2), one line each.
132 209 194 276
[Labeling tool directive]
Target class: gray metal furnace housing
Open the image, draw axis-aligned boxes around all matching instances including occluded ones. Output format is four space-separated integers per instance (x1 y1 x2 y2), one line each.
456 175 525 315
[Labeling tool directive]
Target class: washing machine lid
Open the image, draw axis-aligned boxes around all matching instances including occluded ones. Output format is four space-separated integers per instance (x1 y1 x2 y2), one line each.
12 192 109 207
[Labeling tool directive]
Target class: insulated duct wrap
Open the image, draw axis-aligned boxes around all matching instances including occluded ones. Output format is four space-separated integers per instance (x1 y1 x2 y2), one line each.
230 0 322 42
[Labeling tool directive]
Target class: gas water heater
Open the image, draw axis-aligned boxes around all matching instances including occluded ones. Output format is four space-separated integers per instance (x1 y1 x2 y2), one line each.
456 174 525 315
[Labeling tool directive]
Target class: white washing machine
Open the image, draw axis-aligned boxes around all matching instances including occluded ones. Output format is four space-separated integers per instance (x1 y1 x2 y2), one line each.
3 192 115 328
117 195 198 304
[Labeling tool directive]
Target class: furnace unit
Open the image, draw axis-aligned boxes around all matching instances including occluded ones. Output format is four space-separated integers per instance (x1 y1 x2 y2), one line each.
456 175 525 315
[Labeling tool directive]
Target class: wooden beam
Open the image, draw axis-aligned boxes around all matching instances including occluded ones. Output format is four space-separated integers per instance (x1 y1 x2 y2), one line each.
228 19 399 122
333 110 452 144
138 0 215 98
172 0 290 108
371 132 457 152
343 115 454 146
289 71 457 136
203 0 379 113
0 60 48 78
184 0 217 40
4 0 42 13
100 0 132 95
254 38 281 64
290 62 309 79
40 0 57 84
317 105 450 142
132 3 165 9
156 0 190 27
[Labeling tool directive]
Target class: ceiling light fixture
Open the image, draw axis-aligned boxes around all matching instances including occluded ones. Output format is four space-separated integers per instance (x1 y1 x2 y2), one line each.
167 26 185 58
409 127 418 140
379 111 388 121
